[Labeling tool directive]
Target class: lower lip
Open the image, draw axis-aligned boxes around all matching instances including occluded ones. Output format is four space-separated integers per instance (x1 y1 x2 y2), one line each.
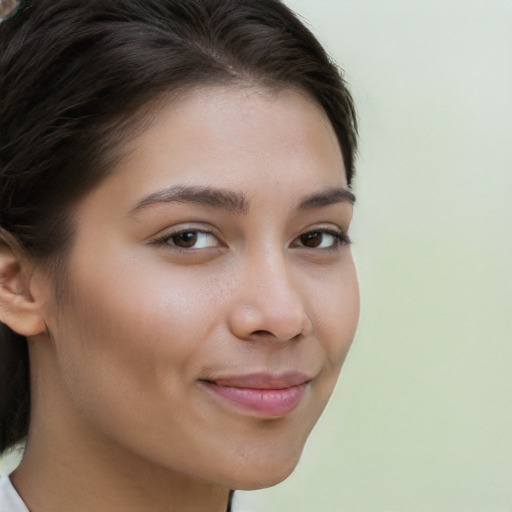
202 382 307 417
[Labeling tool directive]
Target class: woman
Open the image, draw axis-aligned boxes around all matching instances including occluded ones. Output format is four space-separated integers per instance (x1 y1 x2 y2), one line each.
0 0 359 510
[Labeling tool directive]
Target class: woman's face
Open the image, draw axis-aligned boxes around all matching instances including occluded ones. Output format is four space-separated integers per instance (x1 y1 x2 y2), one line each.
42 87 359 489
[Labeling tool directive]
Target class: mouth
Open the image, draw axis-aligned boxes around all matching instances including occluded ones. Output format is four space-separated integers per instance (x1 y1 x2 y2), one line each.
199 372 312 418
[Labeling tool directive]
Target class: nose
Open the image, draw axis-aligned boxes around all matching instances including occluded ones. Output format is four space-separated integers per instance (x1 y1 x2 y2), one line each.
227 251 313 342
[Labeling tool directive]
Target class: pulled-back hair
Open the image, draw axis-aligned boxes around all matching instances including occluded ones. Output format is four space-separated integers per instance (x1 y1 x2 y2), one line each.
0 0 357 453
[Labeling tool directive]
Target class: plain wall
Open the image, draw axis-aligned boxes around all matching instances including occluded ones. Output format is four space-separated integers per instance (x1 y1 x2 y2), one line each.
237 1 512 511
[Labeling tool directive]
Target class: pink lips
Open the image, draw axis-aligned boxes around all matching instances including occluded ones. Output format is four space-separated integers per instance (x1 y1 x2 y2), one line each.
201 372 310 418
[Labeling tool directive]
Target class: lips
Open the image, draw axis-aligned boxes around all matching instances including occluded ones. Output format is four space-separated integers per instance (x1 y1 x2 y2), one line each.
200 372 311 418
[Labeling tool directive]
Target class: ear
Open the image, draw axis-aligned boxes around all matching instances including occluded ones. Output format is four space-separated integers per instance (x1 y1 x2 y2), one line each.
0 230 47 337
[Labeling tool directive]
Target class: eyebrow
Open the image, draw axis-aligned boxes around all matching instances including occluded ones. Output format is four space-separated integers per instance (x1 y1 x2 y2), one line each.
129 185 248 216
129 184 355 217
298 187 356 210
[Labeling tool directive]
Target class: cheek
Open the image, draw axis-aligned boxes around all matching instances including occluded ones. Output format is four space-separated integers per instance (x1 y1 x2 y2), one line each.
310 258 360 369
47 255 217 417
43 255 234 470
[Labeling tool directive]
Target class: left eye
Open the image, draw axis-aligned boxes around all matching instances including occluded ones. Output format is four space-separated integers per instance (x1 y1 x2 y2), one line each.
165 230 219 249
294 230 348 249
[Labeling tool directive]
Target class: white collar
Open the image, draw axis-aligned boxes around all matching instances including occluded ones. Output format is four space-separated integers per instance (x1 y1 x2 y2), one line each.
0 474 29 512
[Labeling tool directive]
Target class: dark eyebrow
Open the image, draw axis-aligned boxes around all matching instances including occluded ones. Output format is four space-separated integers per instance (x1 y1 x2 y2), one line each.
129 185 248 216
298 187 356 210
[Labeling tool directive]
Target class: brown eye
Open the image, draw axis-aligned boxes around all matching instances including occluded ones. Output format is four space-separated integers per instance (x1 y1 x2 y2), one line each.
294 229 349 250
171 231 198 248
299 231 324 248
160 230 219 250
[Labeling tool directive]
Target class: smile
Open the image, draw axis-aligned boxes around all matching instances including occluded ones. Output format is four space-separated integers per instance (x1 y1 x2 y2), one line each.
200 373 311 418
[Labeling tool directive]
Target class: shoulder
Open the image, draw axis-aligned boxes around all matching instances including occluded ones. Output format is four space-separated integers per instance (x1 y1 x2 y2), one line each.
0 475 29 512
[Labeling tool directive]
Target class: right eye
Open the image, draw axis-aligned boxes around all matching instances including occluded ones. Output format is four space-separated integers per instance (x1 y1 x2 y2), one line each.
153 229 220 250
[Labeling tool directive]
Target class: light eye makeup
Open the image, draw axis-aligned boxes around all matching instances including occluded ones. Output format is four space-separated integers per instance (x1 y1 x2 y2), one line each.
293 228 351 251
149 224 350 254
150 227 221 251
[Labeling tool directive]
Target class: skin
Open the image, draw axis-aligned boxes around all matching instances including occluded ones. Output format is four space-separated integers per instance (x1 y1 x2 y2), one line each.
7 86 359 512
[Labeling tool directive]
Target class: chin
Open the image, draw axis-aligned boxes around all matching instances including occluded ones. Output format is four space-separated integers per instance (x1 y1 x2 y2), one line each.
220 445 304 491
235 468 298 491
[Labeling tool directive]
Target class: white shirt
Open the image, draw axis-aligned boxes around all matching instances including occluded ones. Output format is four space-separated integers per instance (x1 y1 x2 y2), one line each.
0 475 29 512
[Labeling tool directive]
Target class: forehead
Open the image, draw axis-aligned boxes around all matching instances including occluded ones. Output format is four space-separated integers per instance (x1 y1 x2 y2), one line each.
80 85 347 218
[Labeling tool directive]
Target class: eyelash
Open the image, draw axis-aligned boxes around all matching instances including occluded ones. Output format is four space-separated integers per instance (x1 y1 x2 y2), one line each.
150 228 220 251
294 228 352 250
150 227 351 251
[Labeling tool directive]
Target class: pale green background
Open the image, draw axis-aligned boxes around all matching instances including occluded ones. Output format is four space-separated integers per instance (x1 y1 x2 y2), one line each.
1 1 511 511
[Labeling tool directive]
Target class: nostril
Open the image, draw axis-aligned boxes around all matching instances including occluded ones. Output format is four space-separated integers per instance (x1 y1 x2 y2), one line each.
250 329 303 341
252 330 272 336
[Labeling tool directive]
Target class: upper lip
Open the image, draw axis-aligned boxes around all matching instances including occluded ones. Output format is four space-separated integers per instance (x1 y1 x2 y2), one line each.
202 372 313 390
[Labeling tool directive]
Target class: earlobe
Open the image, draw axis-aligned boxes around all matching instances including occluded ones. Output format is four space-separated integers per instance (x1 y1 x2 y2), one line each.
0 230 47 337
